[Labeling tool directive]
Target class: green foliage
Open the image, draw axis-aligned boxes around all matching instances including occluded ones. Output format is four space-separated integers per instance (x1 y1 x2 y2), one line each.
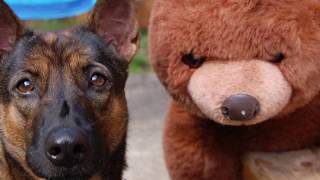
24 18 84 31
129 29 150 73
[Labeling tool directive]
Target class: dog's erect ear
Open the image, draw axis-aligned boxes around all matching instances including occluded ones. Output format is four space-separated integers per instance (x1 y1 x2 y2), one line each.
89 0 139 62
0 0 23 55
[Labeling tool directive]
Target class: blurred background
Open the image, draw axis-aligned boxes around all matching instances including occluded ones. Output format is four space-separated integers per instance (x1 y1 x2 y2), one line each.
4 0 170 179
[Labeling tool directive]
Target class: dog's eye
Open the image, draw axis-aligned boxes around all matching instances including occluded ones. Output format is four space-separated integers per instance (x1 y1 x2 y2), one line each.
90 73 106 87
16 79 34 94
181 51 206 68
271 52 285 63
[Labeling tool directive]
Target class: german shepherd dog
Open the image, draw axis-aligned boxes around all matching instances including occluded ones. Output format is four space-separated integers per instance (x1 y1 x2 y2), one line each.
0 0 139 179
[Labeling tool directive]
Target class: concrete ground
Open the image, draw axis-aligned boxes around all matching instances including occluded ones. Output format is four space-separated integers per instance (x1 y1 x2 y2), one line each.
124 73 170 180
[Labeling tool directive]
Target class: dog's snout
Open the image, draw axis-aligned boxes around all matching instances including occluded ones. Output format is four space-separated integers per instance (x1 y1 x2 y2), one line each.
221 94 260 121
45 128 90 167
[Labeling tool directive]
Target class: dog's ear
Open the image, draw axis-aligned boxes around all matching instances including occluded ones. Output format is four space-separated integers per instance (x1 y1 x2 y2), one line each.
89 0 139 62
0 0 23 55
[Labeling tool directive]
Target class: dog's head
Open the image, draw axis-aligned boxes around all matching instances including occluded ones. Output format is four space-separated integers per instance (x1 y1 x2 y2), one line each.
0 0 139 179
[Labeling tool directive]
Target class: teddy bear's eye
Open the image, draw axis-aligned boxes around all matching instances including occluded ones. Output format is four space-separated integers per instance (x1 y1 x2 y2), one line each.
271 52 285 63
181 51 206 68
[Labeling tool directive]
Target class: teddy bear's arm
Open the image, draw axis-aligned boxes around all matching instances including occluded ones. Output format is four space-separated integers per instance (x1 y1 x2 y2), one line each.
163 101 243 180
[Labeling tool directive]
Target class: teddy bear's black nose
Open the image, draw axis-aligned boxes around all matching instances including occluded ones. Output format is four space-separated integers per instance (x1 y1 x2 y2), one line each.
45 128 90 167
221 94 260 121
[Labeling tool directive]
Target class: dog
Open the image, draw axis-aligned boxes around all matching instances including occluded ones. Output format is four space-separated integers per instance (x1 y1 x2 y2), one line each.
0 0 139 179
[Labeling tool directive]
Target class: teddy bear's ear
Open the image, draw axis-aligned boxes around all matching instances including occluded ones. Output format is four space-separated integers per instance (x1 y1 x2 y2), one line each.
0 0 23 55
89 0 139 62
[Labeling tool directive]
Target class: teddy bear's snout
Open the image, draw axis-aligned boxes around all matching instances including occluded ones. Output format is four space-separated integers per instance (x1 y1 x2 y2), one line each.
187 60 292 125
221 94 260 121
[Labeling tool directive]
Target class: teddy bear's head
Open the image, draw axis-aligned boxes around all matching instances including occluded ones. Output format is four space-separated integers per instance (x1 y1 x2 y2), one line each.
150 0 320 126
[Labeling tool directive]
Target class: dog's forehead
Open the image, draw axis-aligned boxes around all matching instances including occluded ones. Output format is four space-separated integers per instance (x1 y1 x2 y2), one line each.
9 30 110 71
29 31 91 65
5 29 128 90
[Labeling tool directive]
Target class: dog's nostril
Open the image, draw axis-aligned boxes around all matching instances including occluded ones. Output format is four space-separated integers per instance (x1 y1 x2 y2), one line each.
48 146 62 157
73 144 87 158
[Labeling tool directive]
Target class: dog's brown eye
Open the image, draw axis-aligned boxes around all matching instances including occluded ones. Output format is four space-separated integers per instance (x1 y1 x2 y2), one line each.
272 52 285 63
182 51 206 68
90 73 106 87
16 79 34 94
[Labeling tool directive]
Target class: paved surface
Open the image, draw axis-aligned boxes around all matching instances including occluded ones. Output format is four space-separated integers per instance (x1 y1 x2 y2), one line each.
124 73 170 180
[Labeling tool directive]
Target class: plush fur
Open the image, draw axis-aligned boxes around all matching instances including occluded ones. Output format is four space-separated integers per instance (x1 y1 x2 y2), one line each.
149 0 320 179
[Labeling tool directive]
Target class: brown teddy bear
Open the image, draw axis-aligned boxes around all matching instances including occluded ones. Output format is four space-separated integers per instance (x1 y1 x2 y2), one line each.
149 0 320 179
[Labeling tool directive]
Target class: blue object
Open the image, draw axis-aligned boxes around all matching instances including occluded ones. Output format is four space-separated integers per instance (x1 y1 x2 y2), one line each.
4 0 96 20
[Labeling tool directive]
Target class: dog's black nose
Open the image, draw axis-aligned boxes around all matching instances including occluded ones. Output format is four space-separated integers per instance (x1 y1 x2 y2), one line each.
221 94 260 121
45 128 89 167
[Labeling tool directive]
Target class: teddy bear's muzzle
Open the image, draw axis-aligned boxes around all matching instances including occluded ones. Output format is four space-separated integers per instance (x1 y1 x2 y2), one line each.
187 60 292 126
221 94 260 121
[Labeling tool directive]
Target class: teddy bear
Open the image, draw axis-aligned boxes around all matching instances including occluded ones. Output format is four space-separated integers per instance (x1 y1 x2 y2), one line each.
149 0 320 179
